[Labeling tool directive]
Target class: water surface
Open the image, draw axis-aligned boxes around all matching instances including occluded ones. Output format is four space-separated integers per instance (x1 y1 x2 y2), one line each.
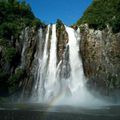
0 103 120 120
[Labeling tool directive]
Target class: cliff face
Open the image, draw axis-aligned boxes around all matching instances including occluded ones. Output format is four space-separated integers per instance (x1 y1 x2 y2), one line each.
6 24 119 100
80 24 120 92
1 22 120 100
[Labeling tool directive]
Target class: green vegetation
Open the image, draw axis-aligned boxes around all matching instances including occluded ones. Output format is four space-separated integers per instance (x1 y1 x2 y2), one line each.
107 73 120 89
77 0 120 33
56 19 64 30
8 68 25 94
0 0 44 40
0 38 9 46
4 47 16 64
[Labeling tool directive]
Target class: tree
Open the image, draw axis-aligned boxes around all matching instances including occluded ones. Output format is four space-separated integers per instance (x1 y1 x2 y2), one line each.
77 0 120 33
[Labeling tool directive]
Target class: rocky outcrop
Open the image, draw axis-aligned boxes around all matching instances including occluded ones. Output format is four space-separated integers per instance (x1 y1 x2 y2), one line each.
80 24 120 93
56 22 69 63
19 27 46 99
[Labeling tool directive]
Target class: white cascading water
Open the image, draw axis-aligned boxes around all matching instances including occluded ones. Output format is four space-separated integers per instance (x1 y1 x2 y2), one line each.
44 24 58 101
34 25 50 102
32 24 107 106
65 26 85 94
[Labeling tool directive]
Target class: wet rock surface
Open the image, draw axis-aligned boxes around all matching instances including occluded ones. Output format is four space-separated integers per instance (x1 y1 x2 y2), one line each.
80 25 120 93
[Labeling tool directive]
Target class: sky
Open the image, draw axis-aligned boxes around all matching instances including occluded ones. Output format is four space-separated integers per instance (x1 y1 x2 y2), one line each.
24 0 93 25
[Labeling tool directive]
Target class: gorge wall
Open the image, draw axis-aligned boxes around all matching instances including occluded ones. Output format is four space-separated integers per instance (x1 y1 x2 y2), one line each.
0 0 120 102
17 22 120 101
1 21 120 101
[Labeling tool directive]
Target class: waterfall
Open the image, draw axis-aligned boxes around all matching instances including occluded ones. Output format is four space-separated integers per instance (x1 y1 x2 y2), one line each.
34 25 50 102
31 24 106 106
65 26 85 94
44 24 58 101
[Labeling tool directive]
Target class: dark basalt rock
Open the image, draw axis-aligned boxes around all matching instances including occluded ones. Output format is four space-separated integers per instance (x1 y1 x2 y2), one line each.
80 24 120 93
56 24 69 64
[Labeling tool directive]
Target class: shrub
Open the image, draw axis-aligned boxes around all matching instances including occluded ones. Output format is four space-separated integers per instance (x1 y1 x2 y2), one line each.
0 39 9 46
4 47 16 63
8 68 25 93
56 19 64 30
31 18 43 30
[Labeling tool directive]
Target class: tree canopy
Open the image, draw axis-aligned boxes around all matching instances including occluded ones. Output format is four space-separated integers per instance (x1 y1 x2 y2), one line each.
77 0 120 33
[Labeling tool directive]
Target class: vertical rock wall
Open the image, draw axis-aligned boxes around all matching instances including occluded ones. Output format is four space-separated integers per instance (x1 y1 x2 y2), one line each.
80 24 120 93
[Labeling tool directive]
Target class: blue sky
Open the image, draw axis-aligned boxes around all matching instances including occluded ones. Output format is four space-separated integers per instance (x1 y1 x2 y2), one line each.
23 0 93 25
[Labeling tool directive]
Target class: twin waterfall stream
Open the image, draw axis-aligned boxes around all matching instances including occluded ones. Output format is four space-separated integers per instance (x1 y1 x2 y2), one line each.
23 24 106 106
